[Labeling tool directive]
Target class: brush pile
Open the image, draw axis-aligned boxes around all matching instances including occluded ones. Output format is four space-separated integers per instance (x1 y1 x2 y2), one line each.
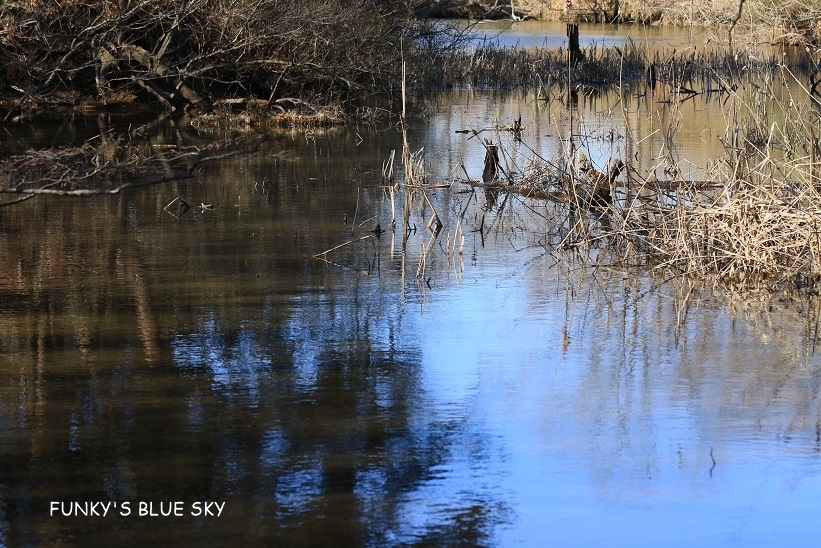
510 140 821 290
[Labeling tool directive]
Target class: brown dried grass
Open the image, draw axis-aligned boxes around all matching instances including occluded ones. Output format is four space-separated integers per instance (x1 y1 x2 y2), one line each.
614 172 821 288
509 152 821 290
495 58 821 291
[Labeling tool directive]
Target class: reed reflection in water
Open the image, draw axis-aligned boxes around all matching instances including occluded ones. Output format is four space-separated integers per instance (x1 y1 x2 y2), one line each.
1 89 821 546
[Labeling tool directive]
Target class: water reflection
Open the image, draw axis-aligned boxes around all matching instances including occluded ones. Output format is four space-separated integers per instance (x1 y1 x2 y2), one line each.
2 87 821 546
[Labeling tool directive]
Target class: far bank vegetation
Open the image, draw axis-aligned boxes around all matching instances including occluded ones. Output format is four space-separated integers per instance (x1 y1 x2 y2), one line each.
0 0 466 120
431 0 821 46
1 0 818 122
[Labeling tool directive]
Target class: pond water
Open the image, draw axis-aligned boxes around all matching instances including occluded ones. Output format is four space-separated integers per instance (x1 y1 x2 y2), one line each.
468 20 700 50
2 27 821 548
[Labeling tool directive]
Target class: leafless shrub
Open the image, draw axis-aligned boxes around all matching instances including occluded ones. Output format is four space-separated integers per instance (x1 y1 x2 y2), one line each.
0 0 471 117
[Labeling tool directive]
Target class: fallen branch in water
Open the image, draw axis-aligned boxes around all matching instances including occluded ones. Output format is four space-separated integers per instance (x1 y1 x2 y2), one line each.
0 134 276 205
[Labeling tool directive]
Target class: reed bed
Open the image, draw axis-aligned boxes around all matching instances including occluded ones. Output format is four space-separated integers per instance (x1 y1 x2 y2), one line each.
616 59 821 290
612 174 821 288
416 40 789 92
501 149 821 290
469 53 821 292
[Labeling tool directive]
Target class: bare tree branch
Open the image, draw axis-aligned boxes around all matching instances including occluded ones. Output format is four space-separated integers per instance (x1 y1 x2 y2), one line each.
1 0 453 116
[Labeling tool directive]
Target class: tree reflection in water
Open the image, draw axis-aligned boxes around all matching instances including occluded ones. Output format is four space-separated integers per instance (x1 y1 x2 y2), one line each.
0 120 506 546
3 95 821 546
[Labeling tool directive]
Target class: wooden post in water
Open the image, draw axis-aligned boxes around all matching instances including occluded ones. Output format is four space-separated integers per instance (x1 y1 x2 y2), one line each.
567 24 583 66
565 0 583 66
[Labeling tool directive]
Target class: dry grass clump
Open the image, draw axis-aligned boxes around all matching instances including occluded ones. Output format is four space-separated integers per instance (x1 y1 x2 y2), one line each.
614 174 821 289
190 103 345 136
271 107 345 129
478 51 821 292
608 58 821 290
512 151 821 290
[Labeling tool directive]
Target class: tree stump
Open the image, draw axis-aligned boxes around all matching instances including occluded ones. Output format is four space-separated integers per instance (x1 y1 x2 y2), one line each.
482 140 500 183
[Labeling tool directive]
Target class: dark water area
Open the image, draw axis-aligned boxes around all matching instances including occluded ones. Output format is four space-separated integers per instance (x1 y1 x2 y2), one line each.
3 25 821 548
467 20 698 50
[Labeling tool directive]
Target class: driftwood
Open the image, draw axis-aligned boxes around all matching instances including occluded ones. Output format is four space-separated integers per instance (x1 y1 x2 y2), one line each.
163 196 191 218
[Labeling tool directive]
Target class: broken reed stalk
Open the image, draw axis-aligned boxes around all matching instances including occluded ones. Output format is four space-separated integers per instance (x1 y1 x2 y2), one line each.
313 235 373 258
460 159 476 184
389 183 396 229
383 149 395 182
399 37 414 178
417 235 438 279
404 147 428 186
419 189 442 231
417 237 427 278
444 221 465 259
455 220 465 256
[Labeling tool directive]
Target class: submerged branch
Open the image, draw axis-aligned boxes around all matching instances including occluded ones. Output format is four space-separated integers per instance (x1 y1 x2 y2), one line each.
0 134 276 200
313 235 374 258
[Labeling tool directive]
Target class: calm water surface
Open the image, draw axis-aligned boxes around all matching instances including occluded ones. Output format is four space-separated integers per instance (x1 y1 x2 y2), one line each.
468 20 701 50
2 32 821 548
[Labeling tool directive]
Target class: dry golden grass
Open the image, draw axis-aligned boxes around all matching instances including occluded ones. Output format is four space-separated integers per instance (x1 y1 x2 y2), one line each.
271 108 345 129
613 171 821 288
509 149 821 290
492 44 821 291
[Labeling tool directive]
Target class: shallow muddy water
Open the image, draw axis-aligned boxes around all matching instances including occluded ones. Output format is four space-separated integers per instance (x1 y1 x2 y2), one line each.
3 32 821 548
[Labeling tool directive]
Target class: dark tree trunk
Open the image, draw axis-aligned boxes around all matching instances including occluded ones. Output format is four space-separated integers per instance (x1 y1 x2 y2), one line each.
567 24 583 66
